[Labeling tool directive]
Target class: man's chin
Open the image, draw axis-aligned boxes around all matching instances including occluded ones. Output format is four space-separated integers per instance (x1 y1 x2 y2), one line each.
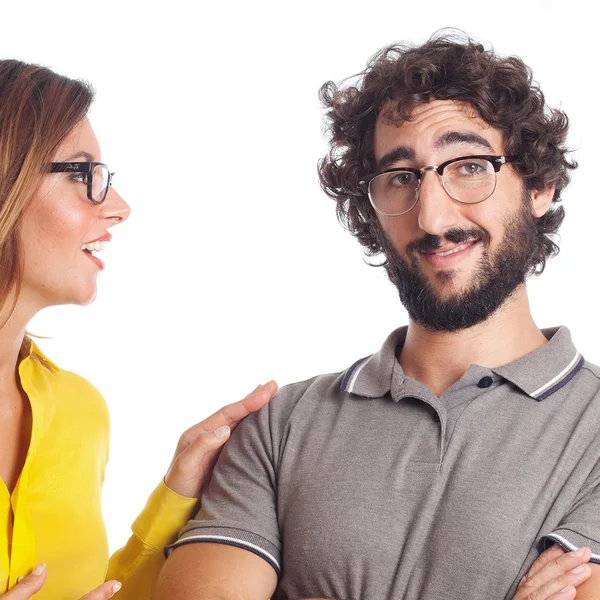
423 269 474 295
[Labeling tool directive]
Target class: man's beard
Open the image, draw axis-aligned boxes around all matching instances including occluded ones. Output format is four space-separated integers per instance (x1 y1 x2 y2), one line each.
379 191 538 332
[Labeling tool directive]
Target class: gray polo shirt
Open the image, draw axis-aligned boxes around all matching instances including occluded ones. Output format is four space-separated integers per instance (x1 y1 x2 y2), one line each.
168 326 600 600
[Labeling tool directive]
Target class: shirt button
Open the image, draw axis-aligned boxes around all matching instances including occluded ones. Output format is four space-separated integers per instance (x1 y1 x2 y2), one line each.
478 376 493 388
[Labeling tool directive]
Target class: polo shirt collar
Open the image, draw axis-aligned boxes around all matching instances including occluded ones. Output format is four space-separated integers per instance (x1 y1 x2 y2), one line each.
341 328 407 398
341 325 583 402
492 326 583 401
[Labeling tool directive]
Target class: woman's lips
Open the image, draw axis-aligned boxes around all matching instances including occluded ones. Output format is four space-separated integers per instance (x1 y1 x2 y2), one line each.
82 249 105 270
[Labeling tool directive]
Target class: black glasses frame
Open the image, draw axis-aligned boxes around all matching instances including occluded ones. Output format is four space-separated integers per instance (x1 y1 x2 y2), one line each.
358 155 513 192
357 155 516 217
46 162 114 204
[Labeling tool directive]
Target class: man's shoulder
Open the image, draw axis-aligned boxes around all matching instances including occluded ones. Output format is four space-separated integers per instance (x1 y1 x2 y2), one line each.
578 358 600 395
581 358 600 379
252 356 374 434
271 368 350 414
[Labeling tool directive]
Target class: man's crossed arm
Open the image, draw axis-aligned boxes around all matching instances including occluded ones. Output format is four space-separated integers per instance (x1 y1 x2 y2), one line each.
152 542 597 600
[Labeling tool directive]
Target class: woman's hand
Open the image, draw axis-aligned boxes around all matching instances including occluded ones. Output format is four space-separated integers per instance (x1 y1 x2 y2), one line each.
3 564 121 598
512 544 593 599
164 381 278 498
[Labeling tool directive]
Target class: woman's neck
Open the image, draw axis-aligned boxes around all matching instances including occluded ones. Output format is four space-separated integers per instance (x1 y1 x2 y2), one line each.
0 291 37 393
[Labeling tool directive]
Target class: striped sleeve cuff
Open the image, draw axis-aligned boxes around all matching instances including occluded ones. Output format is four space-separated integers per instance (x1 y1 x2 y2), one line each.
539 530 600 564
165 525 281 574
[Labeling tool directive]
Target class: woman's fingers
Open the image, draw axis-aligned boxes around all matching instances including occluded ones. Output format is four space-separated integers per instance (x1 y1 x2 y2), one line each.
186 380 278 436
5 564 47 598
164 381 278 498
77 581 121 599
165 424 239 497
514 546 592 600
3 566 120 600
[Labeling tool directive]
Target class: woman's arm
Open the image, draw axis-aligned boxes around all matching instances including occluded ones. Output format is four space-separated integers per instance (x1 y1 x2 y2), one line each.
104 381 278 600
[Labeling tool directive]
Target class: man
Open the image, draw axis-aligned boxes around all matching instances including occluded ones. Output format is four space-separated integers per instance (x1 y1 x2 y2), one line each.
153 33 600 599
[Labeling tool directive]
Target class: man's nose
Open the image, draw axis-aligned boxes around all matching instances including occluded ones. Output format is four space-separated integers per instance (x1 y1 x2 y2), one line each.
416 170 461 236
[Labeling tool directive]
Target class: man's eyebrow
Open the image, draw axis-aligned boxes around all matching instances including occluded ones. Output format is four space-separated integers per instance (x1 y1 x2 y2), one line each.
377 146 416 171
376 132 495 172
61 151 96 162
434 131 495 153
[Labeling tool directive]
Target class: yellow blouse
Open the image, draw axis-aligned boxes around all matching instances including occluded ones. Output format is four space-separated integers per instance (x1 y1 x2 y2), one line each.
0 343 198 599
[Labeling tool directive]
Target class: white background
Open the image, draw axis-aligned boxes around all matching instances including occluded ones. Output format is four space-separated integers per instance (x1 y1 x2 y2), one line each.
0 0 598 553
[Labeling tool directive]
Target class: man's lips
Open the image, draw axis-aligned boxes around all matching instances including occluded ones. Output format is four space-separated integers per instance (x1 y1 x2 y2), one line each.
422 240 478 257
418 240 480 268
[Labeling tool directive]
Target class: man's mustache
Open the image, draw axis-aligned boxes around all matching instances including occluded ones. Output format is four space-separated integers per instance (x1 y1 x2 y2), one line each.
406 227 490 255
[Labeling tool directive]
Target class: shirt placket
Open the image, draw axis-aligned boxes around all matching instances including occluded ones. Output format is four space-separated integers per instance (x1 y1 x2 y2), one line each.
0 481 11 590
8 358 43 588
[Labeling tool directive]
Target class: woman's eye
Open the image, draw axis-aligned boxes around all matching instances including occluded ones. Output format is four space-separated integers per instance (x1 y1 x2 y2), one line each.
69 173 86 184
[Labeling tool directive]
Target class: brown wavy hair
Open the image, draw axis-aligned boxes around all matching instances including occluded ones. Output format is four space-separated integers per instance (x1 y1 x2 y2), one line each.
0 60 94 356
317 30 577 274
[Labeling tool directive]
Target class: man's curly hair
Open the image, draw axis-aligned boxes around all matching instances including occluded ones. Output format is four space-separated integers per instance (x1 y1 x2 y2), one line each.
317 31 577 274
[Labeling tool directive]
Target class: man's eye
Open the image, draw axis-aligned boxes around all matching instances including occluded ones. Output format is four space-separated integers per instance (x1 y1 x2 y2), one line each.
456 162 485 176
389 172 416 187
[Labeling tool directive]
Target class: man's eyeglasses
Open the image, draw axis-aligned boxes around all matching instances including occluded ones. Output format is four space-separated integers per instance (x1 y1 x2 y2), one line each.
358 155 515 217
45 162 115 204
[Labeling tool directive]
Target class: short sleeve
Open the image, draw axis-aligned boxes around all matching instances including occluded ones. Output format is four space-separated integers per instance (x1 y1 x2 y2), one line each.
539 459 600 563
165 402 281 574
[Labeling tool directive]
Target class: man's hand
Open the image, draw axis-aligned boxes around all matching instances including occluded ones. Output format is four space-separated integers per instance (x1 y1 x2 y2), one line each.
2 564 121 599
298 548 593 600
513 545 592 599
164 381 278 498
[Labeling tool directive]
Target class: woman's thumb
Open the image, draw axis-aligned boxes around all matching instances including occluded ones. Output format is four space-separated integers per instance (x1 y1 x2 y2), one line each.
9 563 47 598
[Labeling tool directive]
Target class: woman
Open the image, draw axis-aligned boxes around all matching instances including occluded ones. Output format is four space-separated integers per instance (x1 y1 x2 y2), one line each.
0 59 277 599
0 60 591 600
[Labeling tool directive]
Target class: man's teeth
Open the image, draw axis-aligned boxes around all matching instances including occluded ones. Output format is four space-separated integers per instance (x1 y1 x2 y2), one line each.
434 242 473 257
81 241 108 252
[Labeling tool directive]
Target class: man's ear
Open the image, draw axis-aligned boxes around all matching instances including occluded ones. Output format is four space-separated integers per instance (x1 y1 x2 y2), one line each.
530 186 556 218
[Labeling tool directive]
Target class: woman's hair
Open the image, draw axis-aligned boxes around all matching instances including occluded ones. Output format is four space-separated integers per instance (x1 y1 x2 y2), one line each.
317 30 577 274
0 60 94 353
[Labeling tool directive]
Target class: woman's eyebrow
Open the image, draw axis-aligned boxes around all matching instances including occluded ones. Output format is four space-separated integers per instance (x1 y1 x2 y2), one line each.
61 151 96 162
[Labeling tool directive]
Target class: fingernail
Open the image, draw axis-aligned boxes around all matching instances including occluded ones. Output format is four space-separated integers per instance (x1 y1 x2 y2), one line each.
572 547 586 557
571 564 588 574
215 425 230 439
113 582 122 593
17 576 24 583
32 563 46 575
559 586 573 594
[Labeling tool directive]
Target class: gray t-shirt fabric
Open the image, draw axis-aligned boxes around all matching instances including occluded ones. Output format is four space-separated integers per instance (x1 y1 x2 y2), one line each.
167 326 600 600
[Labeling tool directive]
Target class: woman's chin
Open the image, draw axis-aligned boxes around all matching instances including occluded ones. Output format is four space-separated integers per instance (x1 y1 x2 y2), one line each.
66 284 98 307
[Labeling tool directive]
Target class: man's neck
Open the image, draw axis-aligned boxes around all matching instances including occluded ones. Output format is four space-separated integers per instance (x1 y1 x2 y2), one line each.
398 284 548 397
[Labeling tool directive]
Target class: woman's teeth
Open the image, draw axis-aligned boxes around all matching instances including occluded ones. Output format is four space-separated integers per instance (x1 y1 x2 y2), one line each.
81 241 108 252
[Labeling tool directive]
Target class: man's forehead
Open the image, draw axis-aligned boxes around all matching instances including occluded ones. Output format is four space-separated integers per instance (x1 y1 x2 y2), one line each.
374 99 500 160
377 99 484 127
